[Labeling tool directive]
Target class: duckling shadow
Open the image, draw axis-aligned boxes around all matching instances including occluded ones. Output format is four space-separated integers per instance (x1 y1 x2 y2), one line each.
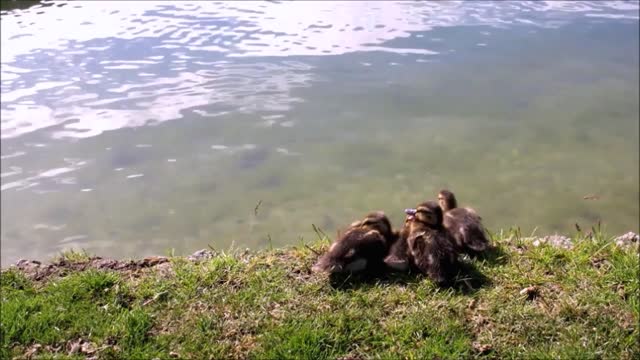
328 268 422 291
449 261 492 295
470 244 509 267
328 261 491 295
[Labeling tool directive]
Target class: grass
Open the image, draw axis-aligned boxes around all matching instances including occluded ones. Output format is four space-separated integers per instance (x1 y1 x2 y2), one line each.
1 229 638 359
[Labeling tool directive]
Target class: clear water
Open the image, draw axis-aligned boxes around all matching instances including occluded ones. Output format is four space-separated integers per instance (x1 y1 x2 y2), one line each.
1 1 638 265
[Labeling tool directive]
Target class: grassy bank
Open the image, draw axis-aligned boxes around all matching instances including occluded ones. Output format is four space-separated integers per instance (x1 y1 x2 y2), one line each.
1 229 638 359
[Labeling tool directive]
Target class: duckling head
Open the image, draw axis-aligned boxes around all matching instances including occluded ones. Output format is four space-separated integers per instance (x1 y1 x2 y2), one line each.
354 210 394 241
405 200 444 233
312 246 365 274
437 189 458 212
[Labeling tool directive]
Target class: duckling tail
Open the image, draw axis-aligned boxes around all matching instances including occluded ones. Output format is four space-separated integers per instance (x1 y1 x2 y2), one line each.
466 226 489 252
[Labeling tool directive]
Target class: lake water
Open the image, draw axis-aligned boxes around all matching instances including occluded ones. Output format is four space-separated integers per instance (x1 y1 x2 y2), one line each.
1 1 638 265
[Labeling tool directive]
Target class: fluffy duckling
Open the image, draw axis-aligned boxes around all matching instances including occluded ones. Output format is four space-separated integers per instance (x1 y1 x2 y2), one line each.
437 189 489 255
312 211 395 274
384 217 411 272
404 201 459 285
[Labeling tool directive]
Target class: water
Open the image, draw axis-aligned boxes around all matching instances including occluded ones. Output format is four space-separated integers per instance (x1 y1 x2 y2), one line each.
1 1 638 265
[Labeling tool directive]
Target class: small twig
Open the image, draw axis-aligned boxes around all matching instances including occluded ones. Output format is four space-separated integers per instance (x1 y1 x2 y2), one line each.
312 224 331 242
142 291 168 306
463 279 473 292
304 244 320 256
339 273 353 288
318 227 330 240
592 220 601 235
311 224 324 242
267 234 273 250
228 240 236 255
592 241 614 257
254 200 263 216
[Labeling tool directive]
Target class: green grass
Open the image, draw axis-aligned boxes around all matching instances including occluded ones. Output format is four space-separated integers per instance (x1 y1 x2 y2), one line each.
1 230 638 359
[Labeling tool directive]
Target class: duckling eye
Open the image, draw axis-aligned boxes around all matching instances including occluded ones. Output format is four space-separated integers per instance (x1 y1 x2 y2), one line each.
416 211 435 224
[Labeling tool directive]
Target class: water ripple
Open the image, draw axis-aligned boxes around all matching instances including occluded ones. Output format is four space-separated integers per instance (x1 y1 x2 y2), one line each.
0 0 638 264
2 60 314 139
1 1 637 140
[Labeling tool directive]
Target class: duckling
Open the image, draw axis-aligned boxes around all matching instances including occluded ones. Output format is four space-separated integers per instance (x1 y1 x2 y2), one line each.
437 189 489 255
384 217 411 272
404 201 459 285
312 211 395 274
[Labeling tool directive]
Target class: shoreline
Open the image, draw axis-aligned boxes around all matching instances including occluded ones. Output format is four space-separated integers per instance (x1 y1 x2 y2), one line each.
2 230 638 359
3 230 638 272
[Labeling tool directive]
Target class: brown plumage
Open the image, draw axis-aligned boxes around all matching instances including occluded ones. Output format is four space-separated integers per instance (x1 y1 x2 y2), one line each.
384 217 411 272
312 211 395 274
438 189 489 255
404 201 459 285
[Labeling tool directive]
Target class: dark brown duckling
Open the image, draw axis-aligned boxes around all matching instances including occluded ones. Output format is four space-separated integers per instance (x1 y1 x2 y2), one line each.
384 217 411 272
437 189 489 255
404 201 459 285
312 211 395 274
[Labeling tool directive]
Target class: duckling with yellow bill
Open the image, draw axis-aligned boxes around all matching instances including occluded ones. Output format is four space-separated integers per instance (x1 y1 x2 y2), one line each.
404 201 459 285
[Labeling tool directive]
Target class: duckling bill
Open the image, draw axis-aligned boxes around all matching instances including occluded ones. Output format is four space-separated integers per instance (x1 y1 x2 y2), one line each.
437 189 489 255
312 211 395 274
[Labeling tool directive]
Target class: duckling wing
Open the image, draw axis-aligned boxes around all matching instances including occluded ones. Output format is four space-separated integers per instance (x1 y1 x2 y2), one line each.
462 222 488 251
355 229 390 261
445 208 488 252
446 208 483 225
341 229 389 272
384 230 410 271
407 231 435 274
442 213 466 250
407 231 458 284
312 228 359 273
313 228 387 273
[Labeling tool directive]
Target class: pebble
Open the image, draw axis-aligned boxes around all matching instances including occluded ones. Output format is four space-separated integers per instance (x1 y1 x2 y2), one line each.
532 235 573 249
614 232 639 249
187 249 215 262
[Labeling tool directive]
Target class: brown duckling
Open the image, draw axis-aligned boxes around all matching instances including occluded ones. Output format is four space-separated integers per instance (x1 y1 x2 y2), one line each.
312 211 395 274
404 201 459 285
384 217 411 272
437 189 489 255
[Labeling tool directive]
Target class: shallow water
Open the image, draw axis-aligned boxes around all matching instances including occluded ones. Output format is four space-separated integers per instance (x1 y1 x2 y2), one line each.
1 1 638 265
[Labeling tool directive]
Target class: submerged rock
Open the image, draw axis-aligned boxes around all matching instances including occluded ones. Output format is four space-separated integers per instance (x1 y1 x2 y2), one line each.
235 146 269 170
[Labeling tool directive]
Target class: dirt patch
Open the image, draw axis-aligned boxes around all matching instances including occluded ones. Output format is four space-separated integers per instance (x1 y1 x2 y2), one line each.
8 255 170 281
